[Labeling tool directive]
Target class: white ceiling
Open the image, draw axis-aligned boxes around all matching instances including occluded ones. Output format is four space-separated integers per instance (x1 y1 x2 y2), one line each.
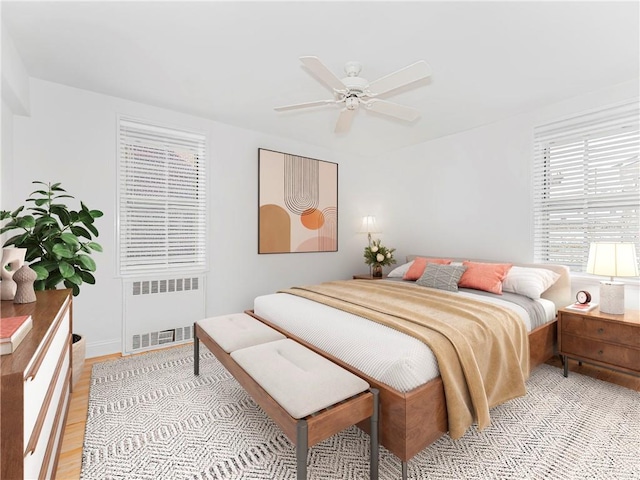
2 1 639 156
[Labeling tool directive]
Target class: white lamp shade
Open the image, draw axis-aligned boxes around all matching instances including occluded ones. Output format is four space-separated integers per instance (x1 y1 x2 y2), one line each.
586 242 639 278
359 215 380 234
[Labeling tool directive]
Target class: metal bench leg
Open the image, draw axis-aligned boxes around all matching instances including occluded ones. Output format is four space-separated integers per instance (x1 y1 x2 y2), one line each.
401 459 408 480
194 323 200 376
297 419 308 480
370 389 379 480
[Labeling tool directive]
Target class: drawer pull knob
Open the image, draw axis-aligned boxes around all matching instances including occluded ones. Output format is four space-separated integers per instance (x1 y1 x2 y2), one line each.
598 350 604 355
597 328 604 334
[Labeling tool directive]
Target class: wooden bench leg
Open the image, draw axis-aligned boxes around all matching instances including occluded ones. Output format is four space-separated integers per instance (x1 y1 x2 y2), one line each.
194 322 200 376
370 388 379 480
296 419 308 480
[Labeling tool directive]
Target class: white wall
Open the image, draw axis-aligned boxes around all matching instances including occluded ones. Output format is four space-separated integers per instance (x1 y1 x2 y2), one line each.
374 79 639 309
6 79 370 357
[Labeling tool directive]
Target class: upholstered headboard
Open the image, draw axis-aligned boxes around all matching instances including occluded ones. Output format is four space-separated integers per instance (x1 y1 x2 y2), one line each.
406 255 571 311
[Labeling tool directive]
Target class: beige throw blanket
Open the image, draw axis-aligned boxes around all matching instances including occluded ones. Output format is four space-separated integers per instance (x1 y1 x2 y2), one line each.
280 280 529 439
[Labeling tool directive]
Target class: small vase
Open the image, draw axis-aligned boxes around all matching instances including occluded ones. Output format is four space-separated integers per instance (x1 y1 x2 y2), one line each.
1 248 27 301
13 264 37 304
372 264 383 277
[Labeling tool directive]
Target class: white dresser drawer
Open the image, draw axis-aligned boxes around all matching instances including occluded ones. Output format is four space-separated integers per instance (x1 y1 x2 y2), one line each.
23 349 70 480
23 303 70 443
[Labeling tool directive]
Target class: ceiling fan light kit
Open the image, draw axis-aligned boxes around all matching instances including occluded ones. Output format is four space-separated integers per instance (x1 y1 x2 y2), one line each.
275 56 432 133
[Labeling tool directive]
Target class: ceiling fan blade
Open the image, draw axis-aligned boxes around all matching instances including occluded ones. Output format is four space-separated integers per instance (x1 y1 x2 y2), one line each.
335 108 355 134
274 99 337 111
365 99 421 122
367 60 432 96
300 56 346 92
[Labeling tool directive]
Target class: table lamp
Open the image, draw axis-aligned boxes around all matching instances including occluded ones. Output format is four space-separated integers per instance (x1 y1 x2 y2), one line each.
359 215 380 247
586 242 639 314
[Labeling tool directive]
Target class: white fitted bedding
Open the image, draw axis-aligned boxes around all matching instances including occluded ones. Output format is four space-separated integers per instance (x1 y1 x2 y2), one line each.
253 288 556 393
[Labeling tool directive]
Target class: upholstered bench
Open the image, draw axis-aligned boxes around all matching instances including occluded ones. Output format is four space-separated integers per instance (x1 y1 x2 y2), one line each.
194 314 379 480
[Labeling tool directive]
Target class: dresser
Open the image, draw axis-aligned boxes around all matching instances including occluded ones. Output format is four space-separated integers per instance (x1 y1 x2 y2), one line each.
558 307 640 378
1 290 73 480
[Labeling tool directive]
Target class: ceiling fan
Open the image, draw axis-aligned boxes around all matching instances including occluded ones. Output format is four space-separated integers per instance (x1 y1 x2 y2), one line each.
275 56 432 133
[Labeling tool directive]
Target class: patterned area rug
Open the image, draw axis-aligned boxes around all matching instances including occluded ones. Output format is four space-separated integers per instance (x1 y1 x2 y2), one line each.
81 345 640 479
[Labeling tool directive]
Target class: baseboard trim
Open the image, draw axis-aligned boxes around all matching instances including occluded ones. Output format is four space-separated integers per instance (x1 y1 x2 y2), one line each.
86 338 121 359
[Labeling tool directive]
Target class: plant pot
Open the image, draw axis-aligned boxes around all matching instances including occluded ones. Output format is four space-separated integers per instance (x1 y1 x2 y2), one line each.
72 333 86 389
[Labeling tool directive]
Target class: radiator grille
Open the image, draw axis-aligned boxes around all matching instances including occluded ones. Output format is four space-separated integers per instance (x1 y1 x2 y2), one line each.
131 326 193 351
132 277 200 295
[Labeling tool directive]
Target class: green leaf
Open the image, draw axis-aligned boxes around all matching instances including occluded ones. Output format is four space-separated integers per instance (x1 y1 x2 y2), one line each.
16 216 36 228
66 273 83 286
50 182 62 190
34 280 46 291
60 232 80 248
63 280 80 296
79 271 96 284
10 206 24 216
52 243 74 259
2 233 29 247
85 222 99 237
59 261 75 278
34 198 50 206
50 206 71 226
79 210 94 225
76 254 97 271
90 209 104 218
31 265 49 280
35 216 58 228
29 189 49 196
86 241 103 252
71 225 92 239
0 211 11 220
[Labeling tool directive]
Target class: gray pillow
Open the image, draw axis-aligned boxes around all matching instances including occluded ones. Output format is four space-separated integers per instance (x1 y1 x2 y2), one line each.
416 264 467 292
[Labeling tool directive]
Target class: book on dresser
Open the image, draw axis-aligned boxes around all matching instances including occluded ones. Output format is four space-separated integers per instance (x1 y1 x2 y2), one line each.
564 302 598 312
0 315 33 355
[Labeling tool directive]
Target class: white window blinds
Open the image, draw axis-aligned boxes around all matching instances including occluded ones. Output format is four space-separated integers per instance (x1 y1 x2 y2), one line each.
118 118 207 275
533 100 640 271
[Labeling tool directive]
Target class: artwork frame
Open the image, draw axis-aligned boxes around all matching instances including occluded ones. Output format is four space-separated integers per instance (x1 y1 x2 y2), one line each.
258 148 338 254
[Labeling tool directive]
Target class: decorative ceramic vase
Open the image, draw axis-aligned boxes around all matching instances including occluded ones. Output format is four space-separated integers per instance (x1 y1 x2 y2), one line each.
1 248 27 301
372 264 383 277
13 264 37 304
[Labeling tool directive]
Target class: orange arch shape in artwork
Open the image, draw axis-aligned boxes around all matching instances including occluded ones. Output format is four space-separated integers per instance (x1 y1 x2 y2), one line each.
300 208 325 230
259 204 291 253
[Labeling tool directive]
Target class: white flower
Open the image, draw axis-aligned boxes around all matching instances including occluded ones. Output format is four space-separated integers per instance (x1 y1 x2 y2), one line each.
386 252 391 258
376 253 385 262
371 246 379 253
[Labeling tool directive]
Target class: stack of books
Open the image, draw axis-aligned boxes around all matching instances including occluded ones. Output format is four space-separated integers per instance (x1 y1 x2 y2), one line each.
1 315 33 355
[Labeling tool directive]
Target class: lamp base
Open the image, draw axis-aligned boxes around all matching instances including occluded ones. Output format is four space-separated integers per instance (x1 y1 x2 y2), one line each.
599 281 625 315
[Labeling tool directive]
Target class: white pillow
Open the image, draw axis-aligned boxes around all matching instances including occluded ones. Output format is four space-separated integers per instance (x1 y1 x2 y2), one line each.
502 266 560 299
387 260 414 278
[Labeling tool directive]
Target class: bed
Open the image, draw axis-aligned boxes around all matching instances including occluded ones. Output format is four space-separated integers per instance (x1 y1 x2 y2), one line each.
246 257 571 473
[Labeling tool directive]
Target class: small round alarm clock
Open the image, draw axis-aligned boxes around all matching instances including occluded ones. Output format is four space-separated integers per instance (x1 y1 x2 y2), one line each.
576 290 592 304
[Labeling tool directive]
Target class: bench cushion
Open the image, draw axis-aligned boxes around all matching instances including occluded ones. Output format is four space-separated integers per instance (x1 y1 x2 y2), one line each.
231 339 370 419
197 313 285 353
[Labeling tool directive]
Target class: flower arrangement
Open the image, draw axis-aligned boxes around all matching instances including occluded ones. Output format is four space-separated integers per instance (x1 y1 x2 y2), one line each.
363 239 396 269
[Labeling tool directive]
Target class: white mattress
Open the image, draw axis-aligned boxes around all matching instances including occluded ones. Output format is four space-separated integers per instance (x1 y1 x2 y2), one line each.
253 289 555 393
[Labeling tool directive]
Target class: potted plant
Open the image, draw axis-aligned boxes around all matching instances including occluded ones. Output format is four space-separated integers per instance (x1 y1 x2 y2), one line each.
364 239 396 277
0 181 103 386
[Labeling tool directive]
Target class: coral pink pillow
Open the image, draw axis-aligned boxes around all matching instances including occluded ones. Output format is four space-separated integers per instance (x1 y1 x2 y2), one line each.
458 261 513 294
403 257 452 281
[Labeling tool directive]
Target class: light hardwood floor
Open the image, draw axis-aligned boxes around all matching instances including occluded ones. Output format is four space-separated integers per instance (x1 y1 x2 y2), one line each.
54 350 640 479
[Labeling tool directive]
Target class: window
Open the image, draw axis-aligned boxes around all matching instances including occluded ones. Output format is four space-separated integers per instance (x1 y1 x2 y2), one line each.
118 117 207 275
533 100 640 271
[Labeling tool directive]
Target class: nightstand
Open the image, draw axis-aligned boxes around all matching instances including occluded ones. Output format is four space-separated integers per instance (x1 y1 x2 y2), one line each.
558 307 640 378
353 274 387 280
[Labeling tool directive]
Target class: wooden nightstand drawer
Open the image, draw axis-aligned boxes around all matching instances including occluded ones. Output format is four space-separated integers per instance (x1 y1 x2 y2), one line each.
561 314 640 348
562 334 640 371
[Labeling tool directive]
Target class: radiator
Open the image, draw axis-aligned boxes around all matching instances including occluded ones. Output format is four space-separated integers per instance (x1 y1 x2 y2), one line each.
122 275 206 355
